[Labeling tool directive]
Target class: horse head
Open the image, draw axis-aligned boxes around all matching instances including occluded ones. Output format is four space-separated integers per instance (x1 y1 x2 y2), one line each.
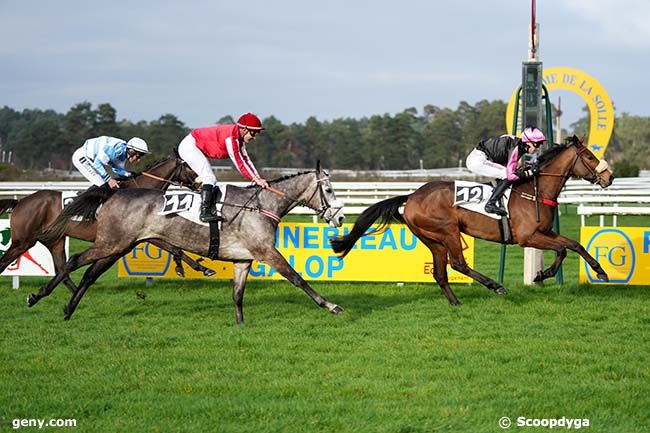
565 135 614 188
273 162 345 227
314 161 346 227
126 150 201 191
537 135 614 188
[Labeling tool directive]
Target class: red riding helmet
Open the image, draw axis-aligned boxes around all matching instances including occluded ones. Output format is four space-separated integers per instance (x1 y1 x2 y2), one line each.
236 113 264 130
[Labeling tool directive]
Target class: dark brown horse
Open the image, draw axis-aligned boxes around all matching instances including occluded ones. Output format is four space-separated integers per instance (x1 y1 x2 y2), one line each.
331 136 614 304
0 151 214 291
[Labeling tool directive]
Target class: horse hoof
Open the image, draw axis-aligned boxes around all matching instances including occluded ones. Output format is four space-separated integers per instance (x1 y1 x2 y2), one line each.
175 267 185 278
495 286 508 295
203 269 216 277
329 304 344 314
26 294 37 307
533 272 544 283
597 273 609 282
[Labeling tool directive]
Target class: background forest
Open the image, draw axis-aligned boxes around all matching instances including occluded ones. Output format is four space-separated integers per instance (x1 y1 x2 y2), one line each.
0 100 647 179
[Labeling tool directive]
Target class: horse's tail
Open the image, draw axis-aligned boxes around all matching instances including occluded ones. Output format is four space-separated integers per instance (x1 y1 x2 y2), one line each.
0 199 18 216
330 195 409 258
40 186 116 244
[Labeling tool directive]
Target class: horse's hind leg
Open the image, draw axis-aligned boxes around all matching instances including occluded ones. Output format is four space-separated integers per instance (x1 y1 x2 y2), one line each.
64 256 120 320
258 248 343 315
28 243 122 307
447 247 508 295
419 237 461 305
0 239 34 276
232 261 252 324
413 227 507 296
49 239 79 293
27 252 85 307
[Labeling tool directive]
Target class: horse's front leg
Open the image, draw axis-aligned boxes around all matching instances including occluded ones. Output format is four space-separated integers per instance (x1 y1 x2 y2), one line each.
524 231 608 282
258 248 343 315
232 261 252 324
533 243 567 283
49 239 79 293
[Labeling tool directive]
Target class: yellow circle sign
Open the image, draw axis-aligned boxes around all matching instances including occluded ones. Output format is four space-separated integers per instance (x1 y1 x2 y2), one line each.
506 66 614 159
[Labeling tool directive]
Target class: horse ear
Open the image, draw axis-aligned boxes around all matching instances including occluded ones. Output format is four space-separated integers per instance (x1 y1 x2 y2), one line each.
316 160 322 173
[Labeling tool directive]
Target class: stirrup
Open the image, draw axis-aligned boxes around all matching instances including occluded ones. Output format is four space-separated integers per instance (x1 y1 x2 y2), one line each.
200 211 223 223
485 202 507 216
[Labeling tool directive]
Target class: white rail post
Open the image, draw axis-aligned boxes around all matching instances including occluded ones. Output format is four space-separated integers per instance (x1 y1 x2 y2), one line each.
524 248 544 285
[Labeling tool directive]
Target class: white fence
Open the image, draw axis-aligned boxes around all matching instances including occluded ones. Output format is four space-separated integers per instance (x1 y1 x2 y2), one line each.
0 177 648 220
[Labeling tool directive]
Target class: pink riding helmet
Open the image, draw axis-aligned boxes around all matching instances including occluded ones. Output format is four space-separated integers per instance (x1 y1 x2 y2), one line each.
521 127 546 143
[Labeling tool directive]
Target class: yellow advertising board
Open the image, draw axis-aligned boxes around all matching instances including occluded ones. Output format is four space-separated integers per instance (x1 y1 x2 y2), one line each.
118 222 474 283
579 227 650 285
506 66 615 159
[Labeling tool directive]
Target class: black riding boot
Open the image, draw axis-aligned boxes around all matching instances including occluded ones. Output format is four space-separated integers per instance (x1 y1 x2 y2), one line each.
200 184 221 223
484 179 511 216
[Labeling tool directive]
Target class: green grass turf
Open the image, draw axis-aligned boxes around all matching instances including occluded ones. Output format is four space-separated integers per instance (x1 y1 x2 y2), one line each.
0 211 648 432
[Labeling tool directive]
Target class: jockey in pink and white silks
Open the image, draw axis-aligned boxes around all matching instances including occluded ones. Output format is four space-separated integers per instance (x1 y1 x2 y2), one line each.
72 136 150 189
178 112 269 222
465 126 546 216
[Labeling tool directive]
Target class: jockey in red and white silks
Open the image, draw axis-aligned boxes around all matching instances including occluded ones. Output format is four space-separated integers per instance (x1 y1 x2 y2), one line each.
178 125 257 185
177 112 268 222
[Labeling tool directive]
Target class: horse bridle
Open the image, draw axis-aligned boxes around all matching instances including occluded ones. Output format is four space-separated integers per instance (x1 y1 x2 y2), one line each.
538 141 609 185
227 171 342 223
571 143 609 184
270 172 343 221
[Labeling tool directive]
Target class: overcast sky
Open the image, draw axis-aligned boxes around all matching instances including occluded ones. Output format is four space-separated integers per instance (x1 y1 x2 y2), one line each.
1 0 648 129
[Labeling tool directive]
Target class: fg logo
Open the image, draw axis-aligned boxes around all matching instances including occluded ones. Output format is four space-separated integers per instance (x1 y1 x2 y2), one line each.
585 229 635 283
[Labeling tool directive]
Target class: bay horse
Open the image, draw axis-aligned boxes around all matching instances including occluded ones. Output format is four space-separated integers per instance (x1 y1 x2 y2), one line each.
331 136 614 304
0 151 214 292
28 163 346 323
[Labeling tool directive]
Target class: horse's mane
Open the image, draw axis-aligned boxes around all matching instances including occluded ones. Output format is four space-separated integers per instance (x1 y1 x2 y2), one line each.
120 150 180 180
536 143 569 165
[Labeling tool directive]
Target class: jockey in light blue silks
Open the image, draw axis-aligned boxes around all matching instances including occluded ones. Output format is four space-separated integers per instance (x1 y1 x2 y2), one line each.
72 136 149 189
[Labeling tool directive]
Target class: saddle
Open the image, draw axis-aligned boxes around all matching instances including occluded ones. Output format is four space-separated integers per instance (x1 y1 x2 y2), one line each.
453 181 513 244
159 185 228 259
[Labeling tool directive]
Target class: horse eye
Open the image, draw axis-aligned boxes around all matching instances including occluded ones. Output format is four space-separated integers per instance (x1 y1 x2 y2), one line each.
325 188 333 194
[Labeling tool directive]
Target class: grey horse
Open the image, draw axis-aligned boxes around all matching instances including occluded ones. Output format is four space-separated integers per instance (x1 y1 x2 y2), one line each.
29 163 346 323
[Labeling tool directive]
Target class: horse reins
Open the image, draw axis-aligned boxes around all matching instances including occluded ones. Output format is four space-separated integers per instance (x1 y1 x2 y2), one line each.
513 141 609 213
223 175 341 223
140 168 191 189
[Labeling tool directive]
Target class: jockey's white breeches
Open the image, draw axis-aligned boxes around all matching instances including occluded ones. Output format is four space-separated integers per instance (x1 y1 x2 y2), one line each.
72 147 107 186
177 134 217 186
465 148 507 179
